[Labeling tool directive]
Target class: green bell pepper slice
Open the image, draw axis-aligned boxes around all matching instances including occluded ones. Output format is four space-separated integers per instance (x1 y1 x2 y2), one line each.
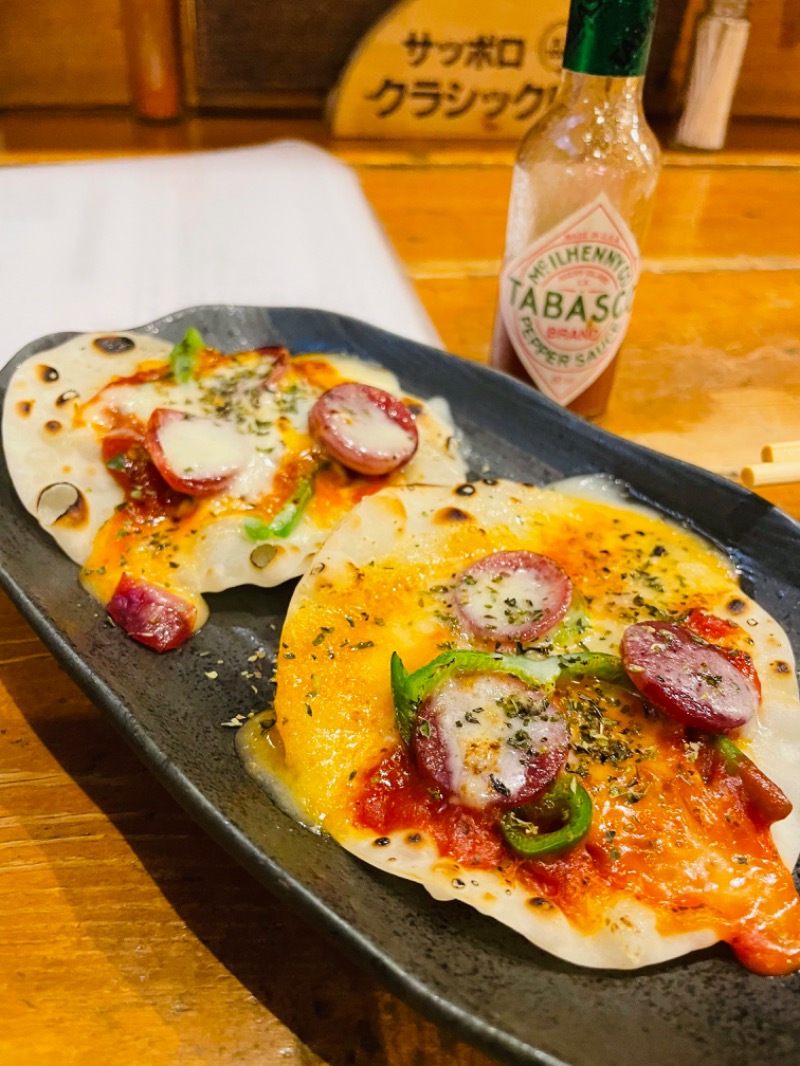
548 599 590 650
243 476 314 542
500 776 592 857
390 652 417 747
390 649 562 746
712 735 792 824
557 652 637 690
169 327 205 384
390 648 632 746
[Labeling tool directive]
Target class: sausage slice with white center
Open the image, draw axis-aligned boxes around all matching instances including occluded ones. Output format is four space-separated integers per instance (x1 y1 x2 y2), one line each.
145 408 250 496
413 673 568 810
621 621 759 731
307 383 418 476
454 550 572 645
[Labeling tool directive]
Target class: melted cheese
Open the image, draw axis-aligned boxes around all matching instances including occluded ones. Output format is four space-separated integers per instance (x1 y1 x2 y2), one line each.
3 333 466 631
328 397 413 458
246 480 800 972
264 483 744 822
157 415 251 479
458 565 560 631
428 673 565 808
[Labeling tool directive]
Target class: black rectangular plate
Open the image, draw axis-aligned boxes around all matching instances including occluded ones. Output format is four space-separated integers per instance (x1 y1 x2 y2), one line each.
1 306 799 1066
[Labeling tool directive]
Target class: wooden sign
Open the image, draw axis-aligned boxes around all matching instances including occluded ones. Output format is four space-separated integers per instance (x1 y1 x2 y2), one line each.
328 0 569 139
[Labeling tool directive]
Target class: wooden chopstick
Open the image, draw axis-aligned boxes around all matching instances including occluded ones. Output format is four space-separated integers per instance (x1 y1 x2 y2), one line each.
741 461 800 487
761 441 800 463
741 441 800 487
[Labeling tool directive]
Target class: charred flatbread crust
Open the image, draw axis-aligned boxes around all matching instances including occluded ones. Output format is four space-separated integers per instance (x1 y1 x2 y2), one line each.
244 480 800 970
2 331 465 630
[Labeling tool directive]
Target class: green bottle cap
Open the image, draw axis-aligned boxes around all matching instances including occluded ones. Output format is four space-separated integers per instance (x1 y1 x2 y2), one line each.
563 0 659 78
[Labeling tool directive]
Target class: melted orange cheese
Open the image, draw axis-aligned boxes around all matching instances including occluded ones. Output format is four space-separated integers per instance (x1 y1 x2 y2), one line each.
78 352 406 614
267 487 800 974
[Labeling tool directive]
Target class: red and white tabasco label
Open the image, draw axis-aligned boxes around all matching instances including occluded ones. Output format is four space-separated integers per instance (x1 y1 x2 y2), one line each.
499 195 640 406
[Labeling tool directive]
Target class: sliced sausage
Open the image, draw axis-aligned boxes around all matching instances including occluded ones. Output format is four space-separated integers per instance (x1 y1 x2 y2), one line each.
307 383 418 476
254 345 291 391
453 550 572 645
107 573 196 651
413 672 568 810
145 408 249 497
684 608 761 694
620 621 759 731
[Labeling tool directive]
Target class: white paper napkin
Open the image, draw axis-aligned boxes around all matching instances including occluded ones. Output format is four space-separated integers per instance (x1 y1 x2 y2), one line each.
0 139 441 365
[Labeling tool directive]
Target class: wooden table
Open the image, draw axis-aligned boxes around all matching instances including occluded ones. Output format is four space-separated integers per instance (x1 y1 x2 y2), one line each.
1 113 799 1065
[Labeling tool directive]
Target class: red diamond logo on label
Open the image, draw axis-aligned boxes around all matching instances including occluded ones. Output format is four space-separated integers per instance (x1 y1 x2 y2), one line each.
499 195 640 406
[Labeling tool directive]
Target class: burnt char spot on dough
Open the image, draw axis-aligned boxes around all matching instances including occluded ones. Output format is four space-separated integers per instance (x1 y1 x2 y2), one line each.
434 506 473 525
56 390 79 407
528 897 554 910
406 833 422 844
37 365 60 383
250 543 279 569
16 401 33 417
36 482 88 528
727 598 747 614
772 660 792 675
455 483 476 497
93 335 135 354
405 402 423 416
44 420 62 434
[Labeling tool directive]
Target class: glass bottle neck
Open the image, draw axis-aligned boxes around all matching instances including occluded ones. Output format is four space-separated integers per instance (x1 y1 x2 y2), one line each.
561 0 658 78
557 68 646 114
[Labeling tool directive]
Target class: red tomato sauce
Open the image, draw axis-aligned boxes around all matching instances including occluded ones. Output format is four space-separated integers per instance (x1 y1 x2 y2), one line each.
102 366 170 389
352 672 800 975
684 609 761 693
101 423 194 522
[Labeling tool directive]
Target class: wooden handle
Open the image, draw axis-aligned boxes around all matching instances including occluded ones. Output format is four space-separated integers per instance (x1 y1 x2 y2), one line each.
121 0 183 121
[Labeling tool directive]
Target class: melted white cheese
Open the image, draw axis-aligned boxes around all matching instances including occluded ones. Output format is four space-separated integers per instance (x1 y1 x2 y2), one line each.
430 674 565 809
459 566 558 632
330 400 412 459
3 333 466 594
158 415 251 479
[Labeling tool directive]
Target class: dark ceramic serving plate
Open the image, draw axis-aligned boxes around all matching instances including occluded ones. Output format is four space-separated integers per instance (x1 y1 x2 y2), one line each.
1 306 799 1066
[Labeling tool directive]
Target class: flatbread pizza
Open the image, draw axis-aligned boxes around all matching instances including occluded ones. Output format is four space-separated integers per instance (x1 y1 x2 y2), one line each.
2 329 465 649
239 477 800 973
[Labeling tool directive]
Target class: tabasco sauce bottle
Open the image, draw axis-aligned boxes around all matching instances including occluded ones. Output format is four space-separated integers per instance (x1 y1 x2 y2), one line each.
490 0 662 417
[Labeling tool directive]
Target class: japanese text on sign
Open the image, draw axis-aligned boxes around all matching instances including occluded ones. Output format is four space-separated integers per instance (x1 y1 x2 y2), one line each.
328 0 569 139
363 29 559 124
367 79 556 121
403 32 526 69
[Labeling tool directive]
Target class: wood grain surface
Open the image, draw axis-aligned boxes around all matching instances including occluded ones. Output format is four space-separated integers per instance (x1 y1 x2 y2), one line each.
0 113 799 1065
